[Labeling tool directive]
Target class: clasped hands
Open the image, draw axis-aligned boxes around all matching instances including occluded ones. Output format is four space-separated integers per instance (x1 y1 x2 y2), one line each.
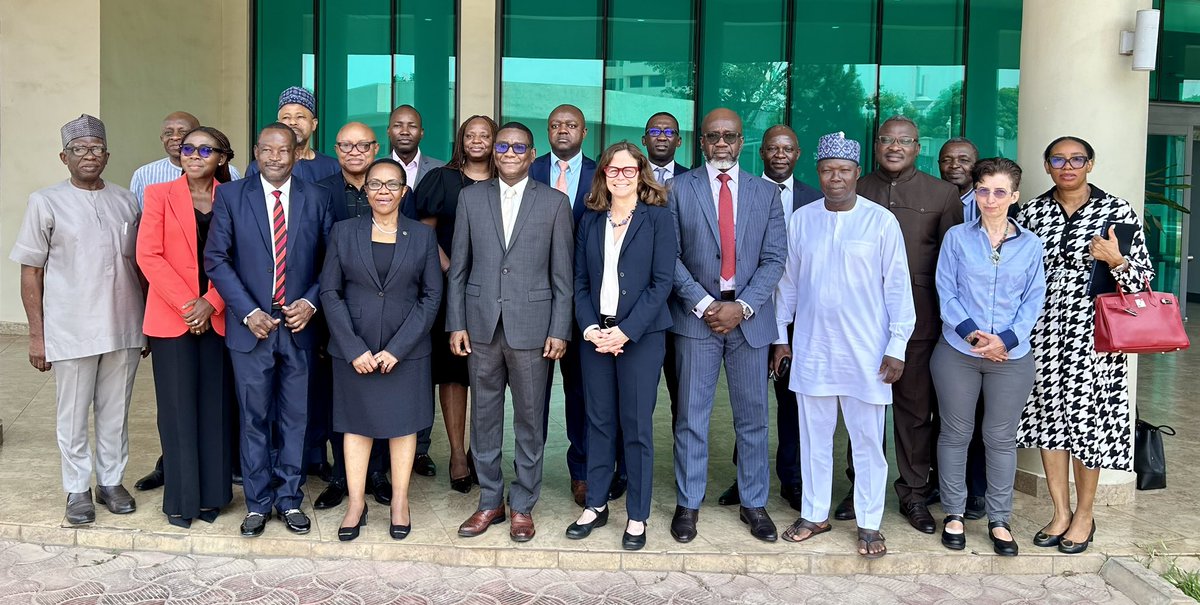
246 301 314 339
181 298 216 335
585 326 629 356
351 349 400 374
704 301 743 334
969 330 1009 362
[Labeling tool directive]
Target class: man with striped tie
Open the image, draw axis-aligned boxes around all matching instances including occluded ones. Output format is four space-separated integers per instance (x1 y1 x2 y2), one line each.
204 122 335 537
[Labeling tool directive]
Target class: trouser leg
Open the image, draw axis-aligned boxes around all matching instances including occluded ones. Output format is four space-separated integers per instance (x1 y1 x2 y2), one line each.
796 394 838 522
673 333 722 509
92 348 139 487
930 340 983 516
980 352 1036 524
615 331 663 521
468 324 508 511
891 338 936 505
724 330 770 508
54 355 101 493
505 335 550 514
843 396 887 531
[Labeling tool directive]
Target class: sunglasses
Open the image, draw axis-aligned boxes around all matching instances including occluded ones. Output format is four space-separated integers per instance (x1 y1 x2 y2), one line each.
180 144 225 158
1047 155 1089 170
703 132 741 145
494 142 529 154
974 187 1012 199
603 166 640 178
646 127 678 138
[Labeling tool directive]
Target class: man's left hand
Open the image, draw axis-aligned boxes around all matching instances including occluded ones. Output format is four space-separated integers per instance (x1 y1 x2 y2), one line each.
703 301 743 334
282 301 315 333
543 337 567 360
879 355 904 384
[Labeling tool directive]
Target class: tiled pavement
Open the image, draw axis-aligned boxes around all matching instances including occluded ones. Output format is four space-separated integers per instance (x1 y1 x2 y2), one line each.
0 539 1136 604
0 304 1198 578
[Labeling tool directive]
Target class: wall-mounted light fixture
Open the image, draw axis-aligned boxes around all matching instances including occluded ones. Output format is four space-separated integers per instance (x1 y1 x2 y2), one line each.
1118 9 1160 71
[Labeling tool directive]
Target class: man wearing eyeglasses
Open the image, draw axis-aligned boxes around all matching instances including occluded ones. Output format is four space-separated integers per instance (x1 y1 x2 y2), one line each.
11 114 147 525
448 122 574 542
842 115 962 535
667 108 787 544
642 112 689 184
529 104 604 507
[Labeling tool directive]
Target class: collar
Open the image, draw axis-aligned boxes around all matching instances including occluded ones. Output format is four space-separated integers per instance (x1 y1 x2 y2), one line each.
974 216 1024 239
874 164 919 184
961 188 975 202
260 175 292 198
391 148 421 168
499 176 529 197
552 151 583 172
1042 183 1108 203
762 174 793 191
706 162 740 183
165 156 182 168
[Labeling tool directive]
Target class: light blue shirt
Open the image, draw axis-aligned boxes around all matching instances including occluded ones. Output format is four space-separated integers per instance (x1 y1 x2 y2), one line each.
549 151 584 202
960 188 978 224
936 218 1046 359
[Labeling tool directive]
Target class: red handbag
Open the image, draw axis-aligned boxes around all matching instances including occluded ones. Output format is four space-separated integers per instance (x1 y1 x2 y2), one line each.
1094 280 1190 354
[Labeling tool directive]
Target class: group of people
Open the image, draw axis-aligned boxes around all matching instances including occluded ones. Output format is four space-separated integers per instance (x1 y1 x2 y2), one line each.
11 84 1153 559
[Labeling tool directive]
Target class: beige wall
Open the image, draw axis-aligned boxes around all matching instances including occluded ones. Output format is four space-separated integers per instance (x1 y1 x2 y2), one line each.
0 1 251 328
457 0 499 122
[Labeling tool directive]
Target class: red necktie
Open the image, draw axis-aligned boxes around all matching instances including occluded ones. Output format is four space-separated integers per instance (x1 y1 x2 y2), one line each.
717 173 735 280
271 190 287 305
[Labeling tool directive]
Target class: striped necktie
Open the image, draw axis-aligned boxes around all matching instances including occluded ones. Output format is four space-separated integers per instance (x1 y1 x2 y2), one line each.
271 190 287 305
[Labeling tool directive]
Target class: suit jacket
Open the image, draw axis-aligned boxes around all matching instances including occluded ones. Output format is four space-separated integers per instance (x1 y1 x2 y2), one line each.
530 153 597 224
138 176 227 337
446 178 574 349
204 175 334 353
319 215 441 362
858 166 963 341
574 204 675 342
793 179 823 209
668 167 787 349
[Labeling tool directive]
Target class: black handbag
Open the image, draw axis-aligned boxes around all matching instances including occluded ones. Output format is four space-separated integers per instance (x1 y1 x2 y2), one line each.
1134 419 1175 491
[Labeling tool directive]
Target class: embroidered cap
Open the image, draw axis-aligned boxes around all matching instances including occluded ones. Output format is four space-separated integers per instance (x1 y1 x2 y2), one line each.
816 131 860 165
278 86 316 115
60 114 106 147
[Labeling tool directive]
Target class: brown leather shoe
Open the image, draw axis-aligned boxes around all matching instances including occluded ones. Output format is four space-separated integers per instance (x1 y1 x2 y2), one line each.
571 480 587 507
457 506 506 538
510 512 536 542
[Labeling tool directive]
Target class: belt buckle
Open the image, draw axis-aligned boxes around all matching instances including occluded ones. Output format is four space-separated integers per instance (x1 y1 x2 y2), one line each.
601 316 617 329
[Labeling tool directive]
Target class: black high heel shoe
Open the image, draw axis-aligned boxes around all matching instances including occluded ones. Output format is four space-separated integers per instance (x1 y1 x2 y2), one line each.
167 514 191 529
989 521 1019 556
941 515 965 551
390 507 411 540
566 507 609 539
198 508 219 524
1057 520 1096 554
1033 514 1072 548
338 509 368 542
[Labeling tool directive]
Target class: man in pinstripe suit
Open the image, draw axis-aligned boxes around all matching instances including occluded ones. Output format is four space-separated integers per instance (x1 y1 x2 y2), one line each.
667 108 787 543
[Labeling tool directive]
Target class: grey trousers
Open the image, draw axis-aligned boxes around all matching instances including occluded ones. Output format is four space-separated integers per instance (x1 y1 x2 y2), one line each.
53 348 141 493
929 339 1034 523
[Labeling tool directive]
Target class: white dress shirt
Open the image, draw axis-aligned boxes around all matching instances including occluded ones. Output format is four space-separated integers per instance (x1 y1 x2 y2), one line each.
499 176 529 246
764 174 795 226
689 163 753 320
244 176 313 323
599 218 626 316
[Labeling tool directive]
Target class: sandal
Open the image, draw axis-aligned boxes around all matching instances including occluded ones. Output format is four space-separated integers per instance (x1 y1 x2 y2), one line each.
857 527 887 559
781 517 831 543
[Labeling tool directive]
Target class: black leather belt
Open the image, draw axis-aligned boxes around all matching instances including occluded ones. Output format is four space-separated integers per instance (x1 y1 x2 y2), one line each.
599 314 617 328
720 290 736 301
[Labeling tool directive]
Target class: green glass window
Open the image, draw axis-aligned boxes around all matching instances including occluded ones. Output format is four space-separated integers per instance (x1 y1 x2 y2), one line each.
319 0 391 155
255 0 314 138
1155 0 1200 103
963 0 1021 159
395 0 456 160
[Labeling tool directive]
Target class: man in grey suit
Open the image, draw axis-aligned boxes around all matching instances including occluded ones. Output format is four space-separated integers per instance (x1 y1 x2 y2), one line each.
668 108 787 544
447 121 574 543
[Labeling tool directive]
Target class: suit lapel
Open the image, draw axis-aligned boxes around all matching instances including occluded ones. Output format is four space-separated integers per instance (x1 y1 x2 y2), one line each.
734 170 754 251
354 216 383 291
619 205 647 257
246 177 273 252
382 223 412 288
288 178 307 259
486 181 507 250
691 171 721 244
166 177 197 255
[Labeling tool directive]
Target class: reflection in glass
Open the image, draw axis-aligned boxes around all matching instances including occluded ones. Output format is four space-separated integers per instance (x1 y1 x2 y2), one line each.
1144 133 1188 298
1155 0 1200 103
877 65 965 175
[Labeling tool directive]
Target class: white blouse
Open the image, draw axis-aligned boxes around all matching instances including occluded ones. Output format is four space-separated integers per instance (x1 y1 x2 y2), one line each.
599 218 627 316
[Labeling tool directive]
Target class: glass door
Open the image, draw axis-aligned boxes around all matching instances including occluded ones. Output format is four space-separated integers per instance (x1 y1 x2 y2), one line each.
1144 129 1190 306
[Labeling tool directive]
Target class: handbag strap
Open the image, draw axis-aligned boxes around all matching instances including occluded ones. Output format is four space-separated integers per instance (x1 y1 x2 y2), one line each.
1156 424 1177 436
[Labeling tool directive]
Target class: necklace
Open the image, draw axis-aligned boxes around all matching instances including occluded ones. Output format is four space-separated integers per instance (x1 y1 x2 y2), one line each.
372 218 398 234
607 203 636 228
989 223 1012 265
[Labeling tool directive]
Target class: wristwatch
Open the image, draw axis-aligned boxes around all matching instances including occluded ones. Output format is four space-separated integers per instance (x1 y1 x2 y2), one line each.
738 301 753 320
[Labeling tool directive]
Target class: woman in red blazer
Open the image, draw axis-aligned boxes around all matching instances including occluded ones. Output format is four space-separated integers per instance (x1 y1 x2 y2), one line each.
137 126 235 528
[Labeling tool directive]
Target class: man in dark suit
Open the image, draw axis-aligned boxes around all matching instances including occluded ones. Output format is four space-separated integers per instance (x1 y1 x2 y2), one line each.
204 122 335 537
845 115 962 534
528 104 606 506
449 122 574 542
717 125 820 512
668 108 787 543
643 111 689 183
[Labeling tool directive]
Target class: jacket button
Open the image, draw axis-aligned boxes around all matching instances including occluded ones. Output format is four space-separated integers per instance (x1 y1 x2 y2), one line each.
502 268 509 274
497 298 502 303
621 290 627 296
619 272 625 278
378 291 385 297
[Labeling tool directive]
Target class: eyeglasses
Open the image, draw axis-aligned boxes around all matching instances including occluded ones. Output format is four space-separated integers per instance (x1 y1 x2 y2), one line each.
335 141 377 153
366 179 405 192
602 166 640 178
1047 155 1089 170
494 142 529 155
703 132 741 145
974 187 1011 199
876 135 916 147
180 144 225 159
64 145 107 157
646 127 678 138
763 145 797 155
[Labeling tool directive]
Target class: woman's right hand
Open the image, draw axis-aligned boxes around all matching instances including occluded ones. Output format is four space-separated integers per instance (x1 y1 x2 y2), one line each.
970 332 1009 362
352 350 379 374
182 298 216 328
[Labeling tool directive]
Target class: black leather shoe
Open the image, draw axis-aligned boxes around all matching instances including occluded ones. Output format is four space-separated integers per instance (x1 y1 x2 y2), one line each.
566 507 608 539
607 472 628 501
780 484 803 512
231 472 243 486
901 501 936 534
315 479 347 510
622 522 646 551
989 520 1019 556
135 469 164 491
240 512 268 537
369 472 392 505
1033 515 1071 548
833 490 856 520
390 522 411 540
338 509 367 542
670 506 699 543
413 454 436 477
941 514 966 551
65 490 95 525
280 508 311 534
198 508 219 524
449 474 473 494
96 485 137 514
964 496 986 520
924 487 942 506
718 481 741 506
1057 520 1096 555
739 506 778 542
307 462 333 483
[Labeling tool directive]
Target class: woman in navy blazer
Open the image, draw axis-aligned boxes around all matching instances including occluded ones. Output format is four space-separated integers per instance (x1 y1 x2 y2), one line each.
319 159 442 541
565 142 676 550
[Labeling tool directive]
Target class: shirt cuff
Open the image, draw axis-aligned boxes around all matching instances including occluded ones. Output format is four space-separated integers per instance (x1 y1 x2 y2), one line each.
954 318 980 340
884 337 908 362
243 308 262 325
692 295 715 319
298 298 317 311
998 329 1019 351
736 299 754 319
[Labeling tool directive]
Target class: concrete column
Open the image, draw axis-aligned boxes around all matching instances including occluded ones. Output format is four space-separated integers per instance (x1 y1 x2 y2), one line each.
457 0 498 121
1013 0 1151 505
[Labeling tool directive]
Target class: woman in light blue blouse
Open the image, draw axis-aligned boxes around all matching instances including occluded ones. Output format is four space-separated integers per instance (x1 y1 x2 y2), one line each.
931 157 1046 557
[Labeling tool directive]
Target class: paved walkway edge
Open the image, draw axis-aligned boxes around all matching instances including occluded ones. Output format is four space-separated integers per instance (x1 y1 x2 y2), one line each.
1100 558 1195 605
0 521 1114 576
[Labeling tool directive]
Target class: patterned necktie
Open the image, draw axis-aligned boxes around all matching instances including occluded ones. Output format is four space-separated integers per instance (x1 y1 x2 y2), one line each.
717 173 735 281
654 166 667 184
271 190 287 305
555 160 570 194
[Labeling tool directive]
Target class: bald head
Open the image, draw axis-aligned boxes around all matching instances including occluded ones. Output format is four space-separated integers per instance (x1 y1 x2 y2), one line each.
161 111 201 161
333 121 380 178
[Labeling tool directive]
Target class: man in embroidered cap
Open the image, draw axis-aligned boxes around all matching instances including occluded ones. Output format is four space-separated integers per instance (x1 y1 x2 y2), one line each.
9 114 147 525
771 132 915 559
246 86 340 182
